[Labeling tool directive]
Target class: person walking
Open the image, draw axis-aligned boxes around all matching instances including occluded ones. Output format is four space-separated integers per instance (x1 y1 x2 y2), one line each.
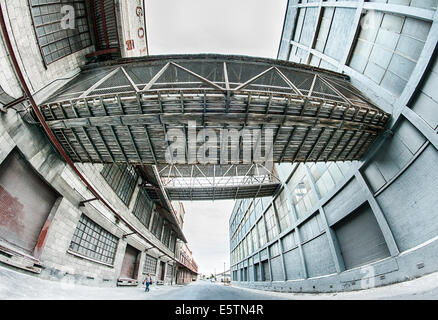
144 273 152 292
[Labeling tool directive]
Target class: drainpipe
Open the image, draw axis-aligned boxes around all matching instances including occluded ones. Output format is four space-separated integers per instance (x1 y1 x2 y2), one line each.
0 4 190 269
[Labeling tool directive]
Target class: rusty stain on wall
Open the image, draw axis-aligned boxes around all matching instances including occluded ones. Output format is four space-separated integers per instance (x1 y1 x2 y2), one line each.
0 184 25 234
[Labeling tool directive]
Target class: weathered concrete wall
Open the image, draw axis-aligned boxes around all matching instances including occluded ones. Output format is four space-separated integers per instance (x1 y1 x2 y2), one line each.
0 1 176 287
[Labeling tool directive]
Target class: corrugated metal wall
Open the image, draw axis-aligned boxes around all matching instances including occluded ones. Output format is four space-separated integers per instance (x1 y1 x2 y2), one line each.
334 203 390 270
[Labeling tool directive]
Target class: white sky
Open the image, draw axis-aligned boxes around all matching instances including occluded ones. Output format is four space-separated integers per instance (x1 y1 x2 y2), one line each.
145 0 288 58
181 200 235 276
145 0 288 275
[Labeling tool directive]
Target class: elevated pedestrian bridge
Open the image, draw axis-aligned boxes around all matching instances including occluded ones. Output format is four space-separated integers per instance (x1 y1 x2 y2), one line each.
33 54 390 200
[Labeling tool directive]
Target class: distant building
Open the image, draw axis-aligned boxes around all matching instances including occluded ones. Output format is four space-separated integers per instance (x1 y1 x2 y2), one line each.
216 271 231 284
176 241 198 284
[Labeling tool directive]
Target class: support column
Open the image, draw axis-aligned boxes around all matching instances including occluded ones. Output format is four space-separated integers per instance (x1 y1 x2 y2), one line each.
280 166 308 279
304 165 345 273
355 171 400 257
273 201 287 281
266 243 273 282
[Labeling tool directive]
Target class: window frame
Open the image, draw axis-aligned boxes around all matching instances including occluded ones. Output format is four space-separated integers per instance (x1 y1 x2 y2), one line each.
69 214 119 266
28 0 92 66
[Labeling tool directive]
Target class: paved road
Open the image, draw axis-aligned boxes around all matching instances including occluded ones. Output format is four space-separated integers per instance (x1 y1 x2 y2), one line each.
1 264 438 300
149 281 288 300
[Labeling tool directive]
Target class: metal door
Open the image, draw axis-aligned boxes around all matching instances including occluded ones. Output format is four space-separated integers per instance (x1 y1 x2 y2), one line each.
262 261 270 281
0 151 57 254
334 203 390 270
120 244 139 279
159 261 166 281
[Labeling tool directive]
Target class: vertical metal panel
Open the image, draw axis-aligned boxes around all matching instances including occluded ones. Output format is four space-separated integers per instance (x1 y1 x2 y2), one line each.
283 248 303 280
262 260 270 281
334 203 390 270
376 145 438 251
302 233 336 278
270 256 283 281
0 151 57 254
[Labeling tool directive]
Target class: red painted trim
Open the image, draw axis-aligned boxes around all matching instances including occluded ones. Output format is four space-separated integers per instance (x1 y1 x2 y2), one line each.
98 0 110 49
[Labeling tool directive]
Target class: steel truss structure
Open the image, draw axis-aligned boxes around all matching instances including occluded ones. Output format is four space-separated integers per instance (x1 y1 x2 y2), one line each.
34 54 391 200
157 164 280 201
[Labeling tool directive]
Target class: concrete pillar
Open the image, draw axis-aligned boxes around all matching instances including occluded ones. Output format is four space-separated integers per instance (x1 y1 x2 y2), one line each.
304 164 346 273
280 167 308 279
355 172 400 257
272 201 287 281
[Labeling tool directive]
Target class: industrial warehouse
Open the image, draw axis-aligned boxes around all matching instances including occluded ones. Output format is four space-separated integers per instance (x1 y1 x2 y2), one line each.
229 0 438 293
0 0 437 303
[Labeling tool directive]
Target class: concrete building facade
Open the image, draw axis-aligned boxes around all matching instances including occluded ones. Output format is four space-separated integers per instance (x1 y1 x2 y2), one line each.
175 241 198 285
0 0 196 288
230 0 438 293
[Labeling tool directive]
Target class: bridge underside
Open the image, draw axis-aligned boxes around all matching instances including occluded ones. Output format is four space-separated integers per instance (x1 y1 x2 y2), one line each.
34 55 390 200
155 164 281 201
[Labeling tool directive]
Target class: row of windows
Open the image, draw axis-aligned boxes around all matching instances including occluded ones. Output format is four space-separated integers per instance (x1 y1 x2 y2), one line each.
132 188 154 229
30 0 92 64
232 261 270 282
69 215 175 272
101 164 138 206
101 165 177 253
231 162 356 265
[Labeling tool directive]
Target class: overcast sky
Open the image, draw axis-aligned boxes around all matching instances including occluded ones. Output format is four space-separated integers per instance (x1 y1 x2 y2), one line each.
145 0 288 58
145 0 287 276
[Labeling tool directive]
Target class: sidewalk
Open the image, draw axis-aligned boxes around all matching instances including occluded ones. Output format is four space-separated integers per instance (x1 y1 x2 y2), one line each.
231 271 438 300
0 265 182 300
1 263 437 300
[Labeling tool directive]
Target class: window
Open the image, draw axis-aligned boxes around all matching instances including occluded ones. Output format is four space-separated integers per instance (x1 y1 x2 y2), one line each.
251 227 259 251
269 242 280 257
257 219 267 247
101 164 138 206
168 231 176 253
349 11 432 97
151 212 164 240
291 178 317 218
247 232 254 255
69 215 118 265
275 190 292 232
162 223 171 247
288 166 317 219
282 232 297 252
29 0 92 65
133 188 154 229
166 264 173 277
265 206 279 242
310 162 354 198
144 255 157 274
